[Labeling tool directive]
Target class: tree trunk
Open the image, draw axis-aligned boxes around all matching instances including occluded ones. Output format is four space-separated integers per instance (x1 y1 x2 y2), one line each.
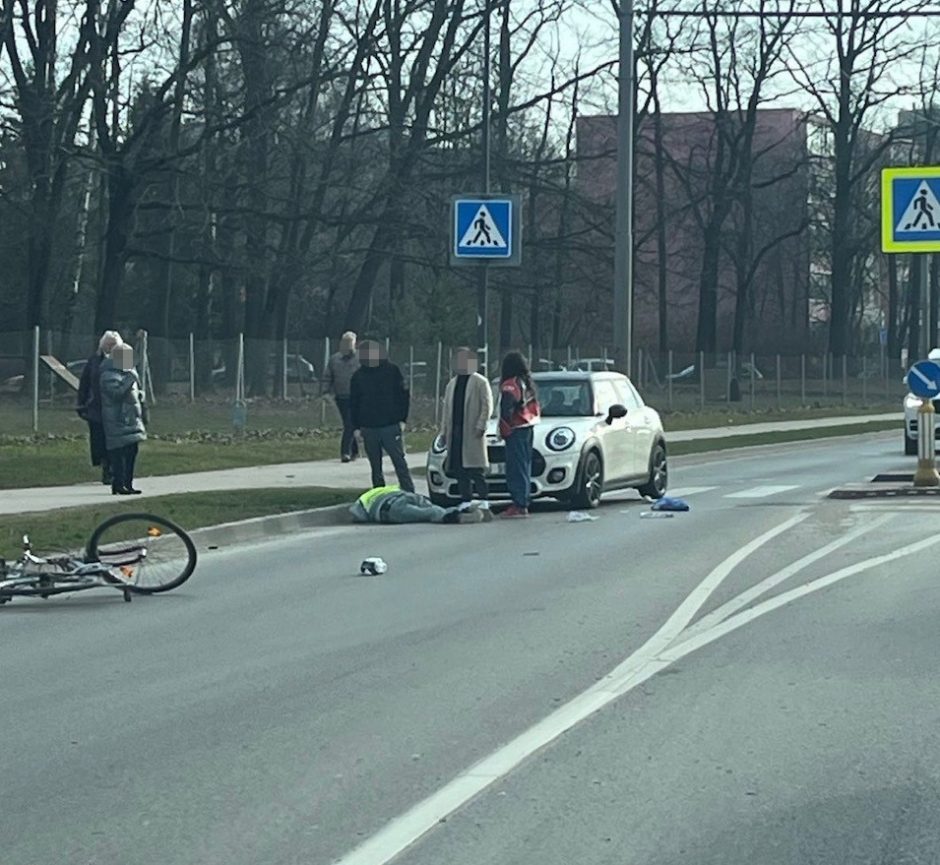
94 160 134 334
653 107 668 354
696 219 723 357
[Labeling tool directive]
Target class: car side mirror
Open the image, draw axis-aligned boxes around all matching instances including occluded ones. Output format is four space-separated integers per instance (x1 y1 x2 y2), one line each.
606 404 628 425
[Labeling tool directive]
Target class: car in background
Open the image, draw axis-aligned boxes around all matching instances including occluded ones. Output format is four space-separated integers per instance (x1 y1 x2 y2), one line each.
210 353 316 385
401 361 428 386
903 347 940 455
568 357 616 372
426 370 668 509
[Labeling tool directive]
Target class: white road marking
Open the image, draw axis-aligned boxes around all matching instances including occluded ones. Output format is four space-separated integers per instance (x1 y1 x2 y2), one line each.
330 513 808 865
678 514 893 643
332 511 933 865
725 484 801 499
850 502 940 513
659 530 940 665
665 486 718 498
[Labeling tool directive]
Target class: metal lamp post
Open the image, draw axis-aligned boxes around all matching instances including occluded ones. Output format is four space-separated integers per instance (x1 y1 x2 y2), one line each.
613 0 635 377
478 1 492 374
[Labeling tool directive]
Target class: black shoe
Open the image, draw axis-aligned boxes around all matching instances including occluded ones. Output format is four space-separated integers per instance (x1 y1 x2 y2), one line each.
125 487 142 495
112 488 132 496
341 455 351 463
101 471 113 486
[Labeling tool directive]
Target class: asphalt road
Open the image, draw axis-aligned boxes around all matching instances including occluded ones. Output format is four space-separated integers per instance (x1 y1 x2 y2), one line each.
3 431 940 865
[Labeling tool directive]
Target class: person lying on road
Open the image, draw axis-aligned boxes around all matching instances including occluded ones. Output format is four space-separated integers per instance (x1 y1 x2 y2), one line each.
350 485 492 525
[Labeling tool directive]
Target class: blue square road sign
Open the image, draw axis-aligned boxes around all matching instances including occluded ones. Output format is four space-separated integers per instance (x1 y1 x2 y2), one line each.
453 198 513 259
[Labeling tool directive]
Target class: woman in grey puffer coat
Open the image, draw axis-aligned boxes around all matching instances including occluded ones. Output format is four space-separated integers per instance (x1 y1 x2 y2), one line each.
99 344 147 495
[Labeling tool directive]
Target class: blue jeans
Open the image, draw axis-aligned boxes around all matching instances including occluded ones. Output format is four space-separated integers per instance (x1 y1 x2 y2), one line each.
505 426 533 508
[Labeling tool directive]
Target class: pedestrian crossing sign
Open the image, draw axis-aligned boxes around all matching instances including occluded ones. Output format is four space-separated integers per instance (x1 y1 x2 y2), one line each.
452 196 520 264
882 167 940 252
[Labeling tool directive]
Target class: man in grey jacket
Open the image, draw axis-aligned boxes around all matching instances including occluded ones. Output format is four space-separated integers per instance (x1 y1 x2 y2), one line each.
99 344 147 496
324 331 360 462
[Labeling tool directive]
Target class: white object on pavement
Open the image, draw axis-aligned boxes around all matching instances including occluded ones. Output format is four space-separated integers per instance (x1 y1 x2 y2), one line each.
360 557 388 575
567 511 599 522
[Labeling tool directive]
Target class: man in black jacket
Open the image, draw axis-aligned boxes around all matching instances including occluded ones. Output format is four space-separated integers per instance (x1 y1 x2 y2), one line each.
350 340 415 492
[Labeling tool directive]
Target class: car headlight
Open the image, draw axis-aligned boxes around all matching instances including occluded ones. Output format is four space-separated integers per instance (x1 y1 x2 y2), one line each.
546 426 576 451
431 433 447 454
906 395 924 410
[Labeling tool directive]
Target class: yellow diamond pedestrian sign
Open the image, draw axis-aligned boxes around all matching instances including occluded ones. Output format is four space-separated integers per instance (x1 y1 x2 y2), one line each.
882 166 940 252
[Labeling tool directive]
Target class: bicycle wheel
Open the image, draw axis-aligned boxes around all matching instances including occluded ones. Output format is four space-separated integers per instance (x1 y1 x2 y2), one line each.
85 513 197 594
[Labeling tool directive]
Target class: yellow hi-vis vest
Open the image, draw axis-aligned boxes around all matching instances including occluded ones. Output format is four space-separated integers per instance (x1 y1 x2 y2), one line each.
357 484 400 512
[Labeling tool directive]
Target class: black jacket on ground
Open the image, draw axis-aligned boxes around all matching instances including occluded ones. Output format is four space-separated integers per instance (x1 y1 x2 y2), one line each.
350 361 410 429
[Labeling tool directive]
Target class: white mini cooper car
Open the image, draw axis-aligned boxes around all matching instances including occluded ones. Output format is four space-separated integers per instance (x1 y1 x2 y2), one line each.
426 371 668 509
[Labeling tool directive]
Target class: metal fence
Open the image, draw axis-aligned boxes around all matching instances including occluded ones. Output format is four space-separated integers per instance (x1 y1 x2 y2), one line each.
0 328 907 435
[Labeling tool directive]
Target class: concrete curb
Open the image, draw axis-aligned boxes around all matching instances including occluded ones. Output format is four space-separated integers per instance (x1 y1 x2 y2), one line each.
189 503 354 549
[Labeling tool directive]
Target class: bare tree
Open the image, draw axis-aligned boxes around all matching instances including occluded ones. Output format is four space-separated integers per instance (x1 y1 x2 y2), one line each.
669 0 796 357
3 0 100 339
789 0 930 357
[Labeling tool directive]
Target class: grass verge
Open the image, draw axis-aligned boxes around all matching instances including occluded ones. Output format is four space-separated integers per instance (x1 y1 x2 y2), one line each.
0 432 438 489
0 486 362 560
668 420 897 457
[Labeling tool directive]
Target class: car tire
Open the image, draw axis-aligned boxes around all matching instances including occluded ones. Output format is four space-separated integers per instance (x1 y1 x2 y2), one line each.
637 442 668 500
573 450 604 509
905 434 917 456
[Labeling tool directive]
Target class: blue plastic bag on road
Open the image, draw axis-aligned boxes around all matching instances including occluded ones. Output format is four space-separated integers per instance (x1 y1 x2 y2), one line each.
650 497 690 512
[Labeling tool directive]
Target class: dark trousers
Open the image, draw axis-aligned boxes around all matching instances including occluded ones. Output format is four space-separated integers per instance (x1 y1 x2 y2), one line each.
456 467 488 502
361 424 415 492
88 421 110 477
505 426 534 508
109 443 139 492
334 396 359 459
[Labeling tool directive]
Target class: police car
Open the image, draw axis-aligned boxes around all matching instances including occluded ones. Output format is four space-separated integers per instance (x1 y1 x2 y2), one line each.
426 371 668 509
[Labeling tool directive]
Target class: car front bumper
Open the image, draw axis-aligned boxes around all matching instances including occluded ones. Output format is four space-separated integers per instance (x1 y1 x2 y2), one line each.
426 438 582 501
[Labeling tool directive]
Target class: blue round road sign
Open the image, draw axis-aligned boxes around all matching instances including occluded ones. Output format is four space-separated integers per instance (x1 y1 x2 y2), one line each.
907 360 940 398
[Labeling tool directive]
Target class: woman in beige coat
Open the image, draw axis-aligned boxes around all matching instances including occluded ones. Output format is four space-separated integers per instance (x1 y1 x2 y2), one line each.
441 347 494 508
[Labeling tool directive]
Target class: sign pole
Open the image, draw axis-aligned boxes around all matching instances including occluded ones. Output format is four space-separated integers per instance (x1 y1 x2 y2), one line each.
478 1 491 375
921 253 930 359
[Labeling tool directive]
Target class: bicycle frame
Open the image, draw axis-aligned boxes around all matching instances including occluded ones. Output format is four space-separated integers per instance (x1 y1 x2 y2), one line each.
0 534 146 603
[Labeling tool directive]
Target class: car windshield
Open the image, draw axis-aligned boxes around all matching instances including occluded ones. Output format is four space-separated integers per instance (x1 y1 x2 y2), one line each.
488 378 593 418
537 380 592 416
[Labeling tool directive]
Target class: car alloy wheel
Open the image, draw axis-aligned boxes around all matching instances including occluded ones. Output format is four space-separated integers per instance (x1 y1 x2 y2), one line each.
638 444 667 500
575 451 603 509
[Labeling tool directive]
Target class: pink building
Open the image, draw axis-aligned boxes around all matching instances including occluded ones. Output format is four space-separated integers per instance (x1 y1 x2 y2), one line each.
577 109 812 355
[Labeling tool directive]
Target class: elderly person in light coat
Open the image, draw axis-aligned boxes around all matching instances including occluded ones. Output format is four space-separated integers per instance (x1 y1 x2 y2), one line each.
99 344 147 496
441 347 494 510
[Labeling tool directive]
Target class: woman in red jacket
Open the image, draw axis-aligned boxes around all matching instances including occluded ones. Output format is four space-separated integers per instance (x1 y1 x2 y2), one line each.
498 352 540 518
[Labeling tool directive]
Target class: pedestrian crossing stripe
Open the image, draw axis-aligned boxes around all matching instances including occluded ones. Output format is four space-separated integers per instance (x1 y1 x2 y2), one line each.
725 485 801 499
458 205 507 249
